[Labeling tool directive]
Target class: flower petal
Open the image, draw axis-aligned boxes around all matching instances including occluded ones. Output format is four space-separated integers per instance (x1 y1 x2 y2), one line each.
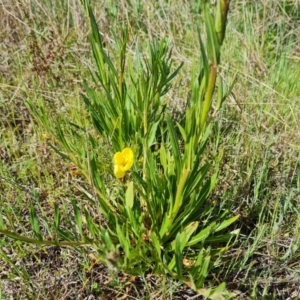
114 165 126 178
114 152 124 165
121 148 134 170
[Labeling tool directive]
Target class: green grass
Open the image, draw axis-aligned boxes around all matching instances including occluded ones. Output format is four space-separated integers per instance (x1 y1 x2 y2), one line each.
1 0 300 299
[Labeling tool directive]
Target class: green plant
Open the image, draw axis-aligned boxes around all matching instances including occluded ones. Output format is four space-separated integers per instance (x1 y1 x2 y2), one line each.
1 0 238 298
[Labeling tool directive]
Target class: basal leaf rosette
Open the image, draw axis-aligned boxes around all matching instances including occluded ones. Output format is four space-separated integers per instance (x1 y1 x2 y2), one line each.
114 147 134 178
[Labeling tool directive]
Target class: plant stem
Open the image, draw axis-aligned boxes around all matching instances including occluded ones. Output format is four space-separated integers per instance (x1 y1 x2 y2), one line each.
200 64 217 131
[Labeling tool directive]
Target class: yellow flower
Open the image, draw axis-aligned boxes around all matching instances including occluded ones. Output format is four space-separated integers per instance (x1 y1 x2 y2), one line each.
113 147 134 178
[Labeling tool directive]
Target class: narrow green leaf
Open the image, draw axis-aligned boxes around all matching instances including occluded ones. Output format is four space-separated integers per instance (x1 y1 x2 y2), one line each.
196 282 236 300
215 75 224 111
151 231 162 258
187 222 216 246
55 120 71 152
191 248 204 277
101 228 115 251
159 144 167 172
172 168 190 221
184 163 210 197
84 208 99 238
171 221 199 252
196 255 211 288
167 254 176 271
205 232 238 244
197 30 209 88
177 122 186 142
125 181 134 210
167 115 182 177
84 0 117 76
148 120 160 147
0 211 6 229
165 62 184 86
182 221 199 246
226 72 238 97
56 228 72 242
215 215 239 233
29 205 42 240
54 203 60 229
204 3 220 64
215 0 223 43
71 199 83 237
175 233 183 278
187 177 214 222
48 143 71 161
214 282 226 294
116 223 130 258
